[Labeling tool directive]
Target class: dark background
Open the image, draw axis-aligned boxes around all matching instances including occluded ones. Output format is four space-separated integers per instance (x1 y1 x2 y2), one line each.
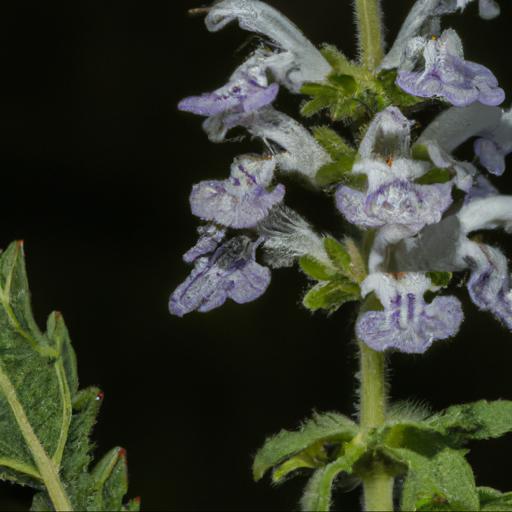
0 0 512 510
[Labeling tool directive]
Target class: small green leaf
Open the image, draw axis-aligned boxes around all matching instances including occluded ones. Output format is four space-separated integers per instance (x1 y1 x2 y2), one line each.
328 74 357 95
427 272 453 288
300 256 336 281
303 280 360 313
253 412 358 482
301 95 336 118
300 441 366 512
411 144 431 162
478 487 512 511
320 45 360 76
428 400 512 443
415 168 453 185
315 159 356 187
324 238 351 274
311 126 355 161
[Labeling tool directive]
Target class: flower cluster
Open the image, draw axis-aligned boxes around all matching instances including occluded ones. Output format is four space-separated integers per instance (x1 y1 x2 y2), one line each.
171 0 511 356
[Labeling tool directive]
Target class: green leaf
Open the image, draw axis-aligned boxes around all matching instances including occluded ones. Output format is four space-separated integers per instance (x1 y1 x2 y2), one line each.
253 412 358 482
428 400 512 443
300 256 336 282
300 441 366 512
415 168 453 185
320 45 361 76
478 487 512 511
315 159 358 187
0 241 135 511
324 238 351 275
427 272 453 288
303 280 360 313
311 126 355 161
329 74 357 95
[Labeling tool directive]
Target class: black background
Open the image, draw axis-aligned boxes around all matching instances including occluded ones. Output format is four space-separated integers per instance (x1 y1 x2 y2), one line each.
0 1 512 510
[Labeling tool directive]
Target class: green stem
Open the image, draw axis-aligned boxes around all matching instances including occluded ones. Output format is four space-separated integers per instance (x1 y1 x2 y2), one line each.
359 342 393 511
354 1 392 509
0 364 73 511
354 0 384 71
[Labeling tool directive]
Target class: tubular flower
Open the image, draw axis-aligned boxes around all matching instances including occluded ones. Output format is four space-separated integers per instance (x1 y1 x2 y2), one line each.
205 0 331 92
190 155 285 229
356 273 463 354
397 29 505 107
170 235 271 317
336 107 453 231
474 107 512 176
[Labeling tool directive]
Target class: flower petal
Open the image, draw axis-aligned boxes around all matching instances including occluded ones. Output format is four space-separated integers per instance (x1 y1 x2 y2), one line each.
183 224 226 264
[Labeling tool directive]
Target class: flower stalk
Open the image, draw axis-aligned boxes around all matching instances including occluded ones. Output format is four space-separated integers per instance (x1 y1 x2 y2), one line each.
355 1 393 510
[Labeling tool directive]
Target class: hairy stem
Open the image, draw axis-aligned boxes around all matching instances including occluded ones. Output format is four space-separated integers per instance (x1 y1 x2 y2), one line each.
354 0 384 71
0 364 73 511
359 342 394 511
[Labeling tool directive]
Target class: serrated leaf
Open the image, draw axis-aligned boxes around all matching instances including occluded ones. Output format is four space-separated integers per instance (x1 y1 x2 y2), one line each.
303 280 360 313
299 256 336 282
324 238 351 275
328 74 357 95
427 272 453 288
399 449 478 512
415 168 453 185
428 400 512 443
253 412 358 482
478 487 512 511
300 441 366 512
311 126 355 161
0 241 135 511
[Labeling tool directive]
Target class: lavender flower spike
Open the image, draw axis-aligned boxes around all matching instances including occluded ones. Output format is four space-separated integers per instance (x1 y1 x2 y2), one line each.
397 29 505 107
170 236 271 317
190 155 285 229
474 108 512 176
205 0 331 92
336 107 453 231
178 50 279 122
356 273 463 354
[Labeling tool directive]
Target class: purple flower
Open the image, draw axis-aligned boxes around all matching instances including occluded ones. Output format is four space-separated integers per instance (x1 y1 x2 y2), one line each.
190 155 285 229
335 107 453 231
170 236 271 317
205 0 331 92
464 242 512 328
211 107 331 181
474 108 512 176
183 224 226 264
397 30 505 107
356 273 463 353
178 51 279 119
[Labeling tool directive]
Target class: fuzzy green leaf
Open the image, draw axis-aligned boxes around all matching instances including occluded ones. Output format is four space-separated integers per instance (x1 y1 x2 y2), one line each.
324 238 351 275
427 400 512 443
300 256 336 282
253 412 358 482
415 168 453 185
311 126 355 161
320 45 361 76
300 441 366 512
315 160 358 187
0 241 134 511
303 280 360 313
478 487 512 511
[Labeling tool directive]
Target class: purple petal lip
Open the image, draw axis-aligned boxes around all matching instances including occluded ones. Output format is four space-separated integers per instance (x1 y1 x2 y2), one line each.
474 137 507 176
170 236 271 317
397 56 505 107
178 82 279 117
357 295 464 354
190 180 286 229
336 180 452 229
183 225 226 264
